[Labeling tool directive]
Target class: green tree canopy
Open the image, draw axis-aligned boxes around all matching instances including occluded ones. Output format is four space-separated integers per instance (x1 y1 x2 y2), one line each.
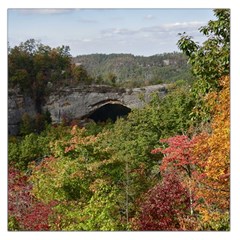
177 9 230 127
177 9 230 93
8 39 72 112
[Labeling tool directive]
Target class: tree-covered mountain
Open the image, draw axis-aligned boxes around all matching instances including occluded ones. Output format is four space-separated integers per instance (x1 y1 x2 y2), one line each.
73 52 194 87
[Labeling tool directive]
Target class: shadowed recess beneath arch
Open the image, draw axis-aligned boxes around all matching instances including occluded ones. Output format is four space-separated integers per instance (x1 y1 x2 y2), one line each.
88 103 131 122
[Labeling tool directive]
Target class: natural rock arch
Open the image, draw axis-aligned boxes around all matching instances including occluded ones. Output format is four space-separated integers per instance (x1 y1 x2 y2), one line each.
8 84 167 135
88 103 131 122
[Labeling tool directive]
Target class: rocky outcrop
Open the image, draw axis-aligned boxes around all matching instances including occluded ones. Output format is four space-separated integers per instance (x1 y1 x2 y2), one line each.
8 89 37 135
8 84 167 134
43 84 167 124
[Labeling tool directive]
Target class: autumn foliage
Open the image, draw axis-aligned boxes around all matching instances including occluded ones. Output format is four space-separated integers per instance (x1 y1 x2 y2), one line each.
145 75 230 230
133 172 191 230
8 74 230 230
8 9 230 231
8 167 55 230
8 74 230 231
192 75 230 230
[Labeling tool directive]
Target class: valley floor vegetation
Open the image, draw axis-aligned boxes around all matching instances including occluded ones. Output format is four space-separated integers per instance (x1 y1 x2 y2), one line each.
8 9 230 231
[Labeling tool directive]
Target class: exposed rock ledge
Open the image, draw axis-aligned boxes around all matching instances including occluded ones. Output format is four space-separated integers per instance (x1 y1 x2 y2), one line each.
8 84 167 135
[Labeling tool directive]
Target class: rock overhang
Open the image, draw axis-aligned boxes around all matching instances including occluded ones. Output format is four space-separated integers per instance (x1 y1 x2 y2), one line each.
8 84 167 134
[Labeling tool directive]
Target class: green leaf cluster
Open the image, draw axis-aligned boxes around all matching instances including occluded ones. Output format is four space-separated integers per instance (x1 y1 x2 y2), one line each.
177 9 230 92
177 9 230 128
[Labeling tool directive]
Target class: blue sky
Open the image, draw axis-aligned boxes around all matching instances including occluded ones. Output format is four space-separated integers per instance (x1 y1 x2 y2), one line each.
8 9 215 56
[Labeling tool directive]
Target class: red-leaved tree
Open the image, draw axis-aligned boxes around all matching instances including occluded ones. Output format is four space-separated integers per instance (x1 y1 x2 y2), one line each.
133 172 191 230
151 135 200 216
8 166 55 231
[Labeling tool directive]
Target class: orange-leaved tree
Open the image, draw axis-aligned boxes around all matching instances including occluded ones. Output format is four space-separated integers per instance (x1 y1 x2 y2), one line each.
192 75 230 230
150 76 230 230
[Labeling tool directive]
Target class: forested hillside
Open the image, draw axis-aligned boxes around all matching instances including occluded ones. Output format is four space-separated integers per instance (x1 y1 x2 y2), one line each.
8 9 230 231
73 52 193 87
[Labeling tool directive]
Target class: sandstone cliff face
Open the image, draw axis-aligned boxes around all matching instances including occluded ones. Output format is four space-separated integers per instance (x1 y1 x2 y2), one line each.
43 84 166 124
8 89 37 135
8 84 167 134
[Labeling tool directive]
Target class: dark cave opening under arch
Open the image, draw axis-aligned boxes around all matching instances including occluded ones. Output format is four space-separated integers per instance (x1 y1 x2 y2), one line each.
88 103 131 122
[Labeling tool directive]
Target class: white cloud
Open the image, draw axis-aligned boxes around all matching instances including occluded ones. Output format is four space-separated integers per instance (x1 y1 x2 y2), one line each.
15 9 76 15
163 21 205 31
141 21 205 34
81 38 92 42
144 14 155 20
100 21 206 40
78 18 98 24
100 28 137 38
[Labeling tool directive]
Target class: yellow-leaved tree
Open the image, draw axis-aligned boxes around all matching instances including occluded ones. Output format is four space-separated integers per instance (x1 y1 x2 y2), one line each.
193 75 230 230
